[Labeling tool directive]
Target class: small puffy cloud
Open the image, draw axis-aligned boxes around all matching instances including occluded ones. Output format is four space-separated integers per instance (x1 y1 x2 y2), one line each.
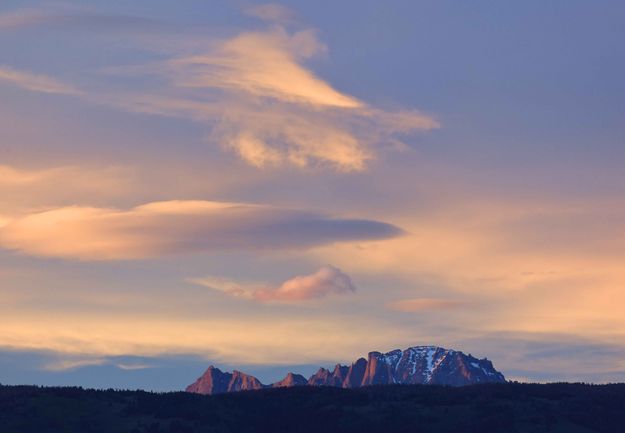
190 265 356 302
0 65 81 95
212 104 373 171
255 265 356 301
386 298 463 312
0 200 402 260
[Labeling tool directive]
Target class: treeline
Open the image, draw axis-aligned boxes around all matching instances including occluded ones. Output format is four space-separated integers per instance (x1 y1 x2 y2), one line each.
1 382 624 432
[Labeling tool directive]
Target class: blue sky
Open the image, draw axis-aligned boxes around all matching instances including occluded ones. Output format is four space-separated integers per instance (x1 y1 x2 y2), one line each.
0 0 624 390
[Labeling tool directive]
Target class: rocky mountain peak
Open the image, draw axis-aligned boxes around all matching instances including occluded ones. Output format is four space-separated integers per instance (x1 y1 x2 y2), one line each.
186 345 506 395
273 372 308 388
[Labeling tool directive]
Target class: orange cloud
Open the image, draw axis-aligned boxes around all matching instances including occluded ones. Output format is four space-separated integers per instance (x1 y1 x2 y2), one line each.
307 197 625 337
212 105 373 171
106 24 438 171
169 28 360 108
0 200 401 260
0 311 417 365
1 7 439 172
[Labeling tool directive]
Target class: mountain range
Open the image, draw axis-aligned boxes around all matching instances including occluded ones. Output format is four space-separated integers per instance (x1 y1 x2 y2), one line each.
186 345 506 395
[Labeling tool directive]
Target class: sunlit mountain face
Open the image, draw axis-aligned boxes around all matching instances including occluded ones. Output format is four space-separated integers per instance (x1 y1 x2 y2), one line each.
1 0 625 392
186 346 506 395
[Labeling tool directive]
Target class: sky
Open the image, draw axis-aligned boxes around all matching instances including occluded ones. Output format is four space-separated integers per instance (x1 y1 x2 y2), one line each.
1 0 625 390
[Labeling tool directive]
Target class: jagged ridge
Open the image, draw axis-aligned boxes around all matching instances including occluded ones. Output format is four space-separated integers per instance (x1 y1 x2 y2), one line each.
186 346 506 394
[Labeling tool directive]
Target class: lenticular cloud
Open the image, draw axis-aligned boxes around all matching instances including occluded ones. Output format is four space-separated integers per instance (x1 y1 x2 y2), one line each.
0 200 403 260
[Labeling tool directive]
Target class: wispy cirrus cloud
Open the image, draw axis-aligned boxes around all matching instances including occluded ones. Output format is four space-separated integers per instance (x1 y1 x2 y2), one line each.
244 3 296 24
37 353 153 372
167 28 361 108
386 298 464 312
0 6 160 32
42 357 107 372
0 8 51 30
0 165 136 214
191 265 357 303
0 65 81 95
0 200 402 260
104 9 439 171
0 164 123 186
0 4 438 172
115 362 154 371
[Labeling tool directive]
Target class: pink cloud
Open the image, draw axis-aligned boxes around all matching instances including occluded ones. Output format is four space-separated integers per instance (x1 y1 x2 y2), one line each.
254 265 356 302
191 265 357 303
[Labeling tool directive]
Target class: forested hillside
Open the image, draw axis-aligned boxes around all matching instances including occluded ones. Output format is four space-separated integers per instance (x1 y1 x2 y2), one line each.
1 383 624 432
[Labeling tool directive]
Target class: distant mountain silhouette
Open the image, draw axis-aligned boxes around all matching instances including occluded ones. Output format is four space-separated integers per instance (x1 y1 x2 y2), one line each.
272 372 308 388
186 345 505 394
185 368 263 394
